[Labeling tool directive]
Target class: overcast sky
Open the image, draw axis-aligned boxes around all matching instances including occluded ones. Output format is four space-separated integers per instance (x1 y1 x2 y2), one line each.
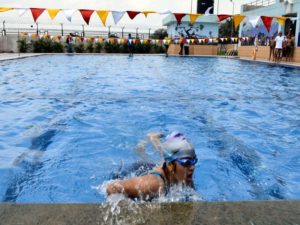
0 0 249 31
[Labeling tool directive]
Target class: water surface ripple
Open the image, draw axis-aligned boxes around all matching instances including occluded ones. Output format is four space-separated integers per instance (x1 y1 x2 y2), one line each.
0 55 299 202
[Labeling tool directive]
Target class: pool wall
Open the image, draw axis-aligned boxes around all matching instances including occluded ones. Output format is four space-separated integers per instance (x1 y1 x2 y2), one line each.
0 201 299 225
167 44 300 63
238 45 300 62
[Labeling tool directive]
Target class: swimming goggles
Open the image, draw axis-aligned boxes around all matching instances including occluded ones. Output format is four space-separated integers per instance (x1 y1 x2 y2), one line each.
175 157 198 167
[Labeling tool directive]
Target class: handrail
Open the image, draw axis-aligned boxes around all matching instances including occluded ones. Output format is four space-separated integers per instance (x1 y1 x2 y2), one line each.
242 0 276 12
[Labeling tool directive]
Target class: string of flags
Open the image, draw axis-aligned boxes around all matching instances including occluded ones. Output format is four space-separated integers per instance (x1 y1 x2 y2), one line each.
0 7 289 32
19 32 255 45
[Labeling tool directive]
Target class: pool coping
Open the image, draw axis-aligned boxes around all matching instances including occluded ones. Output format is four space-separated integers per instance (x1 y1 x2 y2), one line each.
1 53 300 70
0 200 299 225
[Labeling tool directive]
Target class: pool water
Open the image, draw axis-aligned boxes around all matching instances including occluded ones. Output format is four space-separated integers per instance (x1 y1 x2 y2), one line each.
0 55 299 202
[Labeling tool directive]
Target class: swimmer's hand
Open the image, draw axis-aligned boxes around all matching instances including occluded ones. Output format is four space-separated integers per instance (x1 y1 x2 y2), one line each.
147 132 164 140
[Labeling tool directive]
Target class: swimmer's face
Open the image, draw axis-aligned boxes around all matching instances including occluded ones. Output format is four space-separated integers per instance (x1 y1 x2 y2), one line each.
172 156 196 186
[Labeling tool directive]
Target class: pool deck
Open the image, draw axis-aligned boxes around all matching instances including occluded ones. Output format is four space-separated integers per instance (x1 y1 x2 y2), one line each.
0 201 299 225
1 53 300 69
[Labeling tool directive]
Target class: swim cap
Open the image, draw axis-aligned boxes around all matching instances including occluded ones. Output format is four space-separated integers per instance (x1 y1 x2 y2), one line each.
162 131 196 163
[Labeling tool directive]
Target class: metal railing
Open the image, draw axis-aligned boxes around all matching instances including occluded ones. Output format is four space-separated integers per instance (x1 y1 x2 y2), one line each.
242 0 276 12
3 27 153 39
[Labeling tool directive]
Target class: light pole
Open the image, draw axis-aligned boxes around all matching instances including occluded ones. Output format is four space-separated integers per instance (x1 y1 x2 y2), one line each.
230 0 234 38
81 24 85 37
217 0 220 15
60 23 64 36
122 26 125 38
148 28 151 39
108 25 111 38
36 22 39 35
2 20 6 36
136 27 139 38
190 0 193 13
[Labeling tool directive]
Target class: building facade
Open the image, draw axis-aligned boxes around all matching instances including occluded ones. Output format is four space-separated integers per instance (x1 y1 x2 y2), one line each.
162 15 219 39
240 0 300 46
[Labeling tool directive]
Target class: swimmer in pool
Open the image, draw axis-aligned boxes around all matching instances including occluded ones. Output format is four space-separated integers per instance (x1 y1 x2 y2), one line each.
106 131 197 200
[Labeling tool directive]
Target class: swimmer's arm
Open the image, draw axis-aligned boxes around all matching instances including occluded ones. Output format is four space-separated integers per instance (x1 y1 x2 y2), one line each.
147 132 164 151
106 175 164 199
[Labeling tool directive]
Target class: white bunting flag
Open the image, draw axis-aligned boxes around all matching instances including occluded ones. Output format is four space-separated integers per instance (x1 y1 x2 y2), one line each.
112 11 125 24
63 9 77 22
17 8 28 17
247 16 260 28
159 10 172 15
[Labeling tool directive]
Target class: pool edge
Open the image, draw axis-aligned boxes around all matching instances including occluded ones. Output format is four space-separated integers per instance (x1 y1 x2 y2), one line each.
0 200 299 225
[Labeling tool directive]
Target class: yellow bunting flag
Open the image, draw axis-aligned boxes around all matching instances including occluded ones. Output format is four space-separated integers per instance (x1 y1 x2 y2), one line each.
0 8 13 12
189 14 201 25
31 33 37 39
233 15 245 30
96 10 109 26
275 16 287 26
142 11 156 17
47 9 60 20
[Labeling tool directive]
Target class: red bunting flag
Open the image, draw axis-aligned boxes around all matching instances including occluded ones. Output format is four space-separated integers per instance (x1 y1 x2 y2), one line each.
127 11 140 20
173 13 186 24
261 16 273 32
30 8 45 22
79 9 94 25
217 14 231 22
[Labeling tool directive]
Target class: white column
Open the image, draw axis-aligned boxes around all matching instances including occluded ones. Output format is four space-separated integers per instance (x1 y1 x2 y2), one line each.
295 17 300 46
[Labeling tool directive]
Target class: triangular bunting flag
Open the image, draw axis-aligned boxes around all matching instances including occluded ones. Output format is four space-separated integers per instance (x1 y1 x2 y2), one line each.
189 14 201 25
47 9 60 20
274 16 287 26
142 11 156 17
233 15 245 30
173 13 186 24
127 11 140 20
17 8 28 17
217 14 231 22
30 8 45 22
247 16 260 27
96 10 109 26
63 9 76 22
160 10 172 15
112 11 125 24
79 9 94 25
261 16 273 32
0 8 13 12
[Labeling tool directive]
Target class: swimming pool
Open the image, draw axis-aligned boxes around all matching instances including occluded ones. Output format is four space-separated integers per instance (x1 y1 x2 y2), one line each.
0 55 299 202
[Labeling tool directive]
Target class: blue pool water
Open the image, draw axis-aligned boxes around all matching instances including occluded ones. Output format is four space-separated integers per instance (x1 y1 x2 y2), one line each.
0 55 299 203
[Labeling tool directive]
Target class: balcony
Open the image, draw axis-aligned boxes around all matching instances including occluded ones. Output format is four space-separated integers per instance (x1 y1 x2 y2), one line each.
242 0 276 12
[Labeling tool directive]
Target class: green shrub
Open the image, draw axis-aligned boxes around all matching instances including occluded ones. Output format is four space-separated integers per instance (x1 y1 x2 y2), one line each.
95 42 102 53
43 39 53 53
52 42 64 53
134 43 145 53
151 44 165 53
119 43 129 53
74 43 85 53
31 38 53 53
31 39 42 53
86 41 94 53
104 42 120 53
17 38 29 53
